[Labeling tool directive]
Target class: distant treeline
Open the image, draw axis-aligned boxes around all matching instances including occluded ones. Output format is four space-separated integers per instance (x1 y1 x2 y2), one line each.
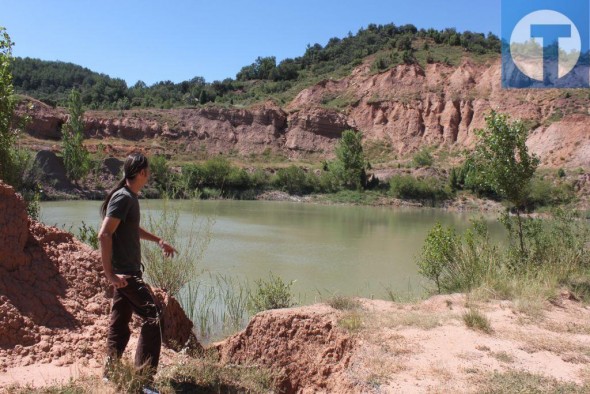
11 24 500 109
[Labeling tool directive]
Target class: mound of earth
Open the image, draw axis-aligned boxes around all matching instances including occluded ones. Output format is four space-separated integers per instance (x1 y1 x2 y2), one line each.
216 305 356 393
0 181 200 381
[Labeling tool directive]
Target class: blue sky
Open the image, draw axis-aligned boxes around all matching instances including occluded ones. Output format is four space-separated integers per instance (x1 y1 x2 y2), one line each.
3 1 500 85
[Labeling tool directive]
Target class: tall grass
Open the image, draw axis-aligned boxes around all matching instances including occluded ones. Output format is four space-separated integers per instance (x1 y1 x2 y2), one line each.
417 209 590 309
142 198 214 296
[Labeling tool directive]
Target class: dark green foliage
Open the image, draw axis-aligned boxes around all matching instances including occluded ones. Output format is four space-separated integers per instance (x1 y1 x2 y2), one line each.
247 273 296 314
0 26 17 184
0 28 41 217
527 177 575 208
11 24 501 109
333 130 370 190
61 89 90 183
149 154 175 195
412 148 434 167
389 175 452 202
272 165 310 194
77 221 99 250
472 111 540 257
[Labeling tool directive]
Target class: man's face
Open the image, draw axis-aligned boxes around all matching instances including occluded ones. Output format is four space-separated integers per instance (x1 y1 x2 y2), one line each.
139 167 150 186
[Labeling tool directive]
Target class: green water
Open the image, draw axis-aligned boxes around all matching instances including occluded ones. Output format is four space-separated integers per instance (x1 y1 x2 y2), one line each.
40 199 502 300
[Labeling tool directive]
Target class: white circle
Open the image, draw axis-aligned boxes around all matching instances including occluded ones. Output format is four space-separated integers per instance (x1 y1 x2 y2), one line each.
510 10 581 81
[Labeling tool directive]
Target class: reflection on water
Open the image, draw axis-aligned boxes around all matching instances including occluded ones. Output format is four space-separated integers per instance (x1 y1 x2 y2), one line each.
40 199 503 301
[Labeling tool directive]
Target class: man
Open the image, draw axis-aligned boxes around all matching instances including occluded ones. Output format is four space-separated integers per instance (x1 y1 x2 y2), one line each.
98 152 176 384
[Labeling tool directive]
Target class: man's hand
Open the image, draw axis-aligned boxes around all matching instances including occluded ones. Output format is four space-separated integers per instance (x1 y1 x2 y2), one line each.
159 240 177 258
108 273 129 289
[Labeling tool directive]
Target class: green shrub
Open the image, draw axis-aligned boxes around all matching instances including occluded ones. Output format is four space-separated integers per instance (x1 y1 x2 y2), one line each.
150 154 175 194
389 175 452 202
202 157 233 187
463 309 492 333
142 199 213 296
247 273 295 314
412 148 434 167
77 221 99 250
327 295 361 310
272 165 310 194
527 177 575 208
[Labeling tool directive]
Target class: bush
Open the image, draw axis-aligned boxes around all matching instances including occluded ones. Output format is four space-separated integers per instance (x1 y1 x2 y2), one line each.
142 199 213 296
77 221 99 250
150 154 175 195
247 273 295 314
463 309 492 333
272 165 310 194
417 210 590 303
412 148 434 167
527 177 575 208
389 175 452 202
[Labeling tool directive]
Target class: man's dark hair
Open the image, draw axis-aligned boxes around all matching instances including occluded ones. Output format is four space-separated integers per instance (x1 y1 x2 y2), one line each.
100 153 149 217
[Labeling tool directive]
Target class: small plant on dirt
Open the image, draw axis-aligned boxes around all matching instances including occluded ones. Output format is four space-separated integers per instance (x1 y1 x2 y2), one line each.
463 308 492 334
247 272 296 314
412 147 434 167
327 295 361 310
338 311 363 332
76 221 99 250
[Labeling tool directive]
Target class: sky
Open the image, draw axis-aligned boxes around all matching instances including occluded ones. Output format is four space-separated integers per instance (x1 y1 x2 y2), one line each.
3 0 501 86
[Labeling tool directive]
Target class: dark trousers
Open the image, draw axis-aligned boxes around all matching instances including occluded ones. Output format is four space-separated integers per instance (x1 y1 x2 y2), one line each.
106 274 161 372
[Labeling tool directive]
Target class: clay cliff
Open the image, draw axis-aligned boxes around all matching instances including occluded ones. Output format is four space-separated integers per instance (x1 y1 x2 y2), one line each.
16 58 590 168
0 182 200 371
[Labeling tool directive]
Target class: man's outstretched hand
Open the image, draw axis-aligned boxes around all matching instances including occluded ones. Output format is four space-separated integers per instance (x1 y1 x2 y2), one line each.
159 240 178 258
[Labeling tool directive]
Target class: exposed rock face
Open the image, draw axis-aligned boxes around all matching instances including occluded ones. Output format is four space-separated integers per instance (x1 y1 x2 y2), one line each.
14 98 66 140
34 150 72 190
0 182 200 369
16 59 590 167
217 306 355 393
0 183 30 272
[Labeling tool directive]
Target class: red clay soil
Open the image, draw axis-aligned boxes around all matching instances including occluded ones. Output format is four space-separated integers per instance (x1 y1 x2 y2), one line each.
216 305 356 393
0 181 199 373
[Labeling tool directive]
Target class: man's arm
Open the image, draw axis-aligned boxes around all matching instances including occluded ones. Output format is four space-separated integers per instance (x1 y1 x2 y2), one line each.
139 227 177 257
98 216 128 289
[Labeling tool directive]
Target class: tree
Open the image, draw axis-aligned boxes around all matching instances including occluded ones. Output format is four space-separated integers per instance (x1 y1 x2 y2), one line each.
0 27 16 181
61 88 90 184
472 111 540 257
333 129 369 190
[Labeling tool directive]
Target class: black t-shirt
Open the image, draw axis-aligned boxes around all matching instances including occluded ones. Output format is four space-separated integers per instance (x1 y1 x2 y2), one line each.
105 186 141 274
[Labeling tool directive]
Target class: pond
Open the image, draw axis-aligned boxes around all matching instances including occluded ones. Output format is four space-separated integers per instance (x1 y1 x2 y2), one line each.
40 199 503 301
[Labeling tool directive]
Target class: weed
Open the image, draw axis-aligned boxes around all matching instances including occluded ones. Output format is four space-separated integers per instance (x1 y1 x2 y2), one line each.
247 272 296 314
339 311 363 332
490 351 515 363
327 295 362 310
478 370 589 393
463 309 492 334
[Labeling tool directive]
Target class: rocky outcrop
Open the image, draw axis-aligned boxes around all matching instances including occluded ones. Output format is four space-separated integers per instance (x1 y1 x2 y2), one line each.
16 59 590 167
15 98 65 140
0 182 200 370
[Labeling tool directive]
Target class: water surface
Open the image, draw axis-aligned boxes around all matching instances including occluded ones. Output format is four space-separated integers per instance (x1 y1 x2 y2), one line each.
40 199 502 300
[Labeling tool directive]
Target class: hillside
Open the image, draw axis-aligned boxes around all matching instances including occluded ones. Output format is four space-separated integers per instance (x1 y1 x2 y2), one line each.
11 24 500 109
16 56 590 170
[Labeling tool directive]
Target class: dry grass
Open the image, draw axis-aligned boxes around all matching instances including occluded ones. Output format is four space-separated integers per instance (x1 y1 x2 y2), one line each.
476 369 589 393
512 331 590 362
490 351 515 364
326 295 362 311
463 309 493 334
379 311 452 330
338 311 363 332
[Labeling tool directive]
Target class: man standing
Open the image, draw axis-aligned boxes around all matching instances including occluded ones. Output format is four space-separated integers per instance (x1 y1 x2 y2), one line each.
98 153 176 383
